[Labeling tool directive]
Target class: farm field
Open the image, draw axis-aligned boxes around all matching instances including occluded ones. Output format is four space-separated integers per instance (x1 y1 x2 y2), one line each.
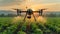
0 17 60 34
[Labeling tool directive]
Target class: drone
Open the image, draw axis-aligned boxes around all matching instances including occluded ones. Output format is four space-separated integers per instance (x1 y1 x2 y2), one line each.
13 8 46 21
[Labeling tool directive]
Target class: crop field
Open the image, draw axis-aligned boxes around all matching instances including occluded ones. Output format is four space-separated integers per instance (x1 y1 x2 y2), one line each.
0 17 60 34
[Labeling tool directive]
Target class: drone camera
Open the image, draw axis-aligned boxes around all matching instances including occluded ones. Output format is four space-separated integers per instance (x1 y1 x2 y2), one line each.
27 15 31 19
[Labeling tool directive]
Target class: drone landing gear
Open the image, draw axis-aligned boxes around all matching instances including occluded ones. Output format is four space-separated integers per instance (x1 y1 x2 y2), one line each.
23 13 27 21
32 13 36 21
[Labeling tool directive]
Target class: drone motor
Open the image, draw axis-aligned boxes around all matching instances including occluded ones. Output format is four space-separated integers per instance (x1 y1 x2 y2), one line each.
17 9 22 16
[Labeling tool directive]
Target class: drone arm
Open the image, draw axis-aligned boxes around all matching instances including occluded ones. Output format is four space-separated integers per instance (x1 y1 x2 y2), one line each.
33 11 43 16
21 11 27 13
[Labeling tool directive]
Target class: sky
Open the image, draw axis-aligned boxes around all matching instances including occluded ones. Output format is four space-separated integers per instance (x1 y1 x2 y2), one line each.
0 0 60 11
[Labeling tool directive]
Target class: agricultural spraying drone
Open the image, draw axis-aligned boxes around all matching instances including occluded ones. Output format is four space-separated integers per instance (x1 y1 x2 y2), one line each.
13 8 46 21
